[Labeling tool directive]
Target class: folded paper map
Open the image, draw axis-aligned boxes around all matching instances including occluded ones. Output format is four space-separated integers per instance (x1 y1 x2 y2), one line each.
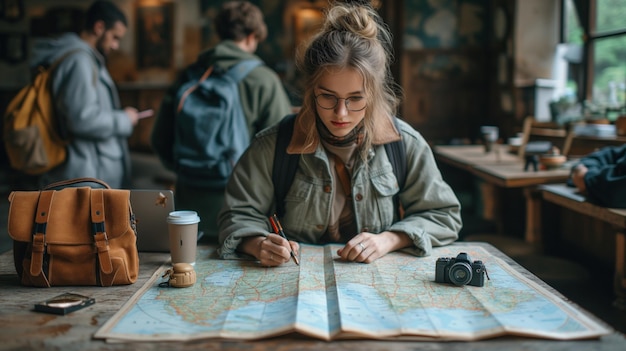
95 244 610 342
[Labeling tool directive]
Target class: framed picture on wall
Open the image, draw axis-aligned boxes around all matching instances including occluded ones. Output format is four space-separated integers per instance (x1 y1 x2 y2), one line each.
135 3 174 70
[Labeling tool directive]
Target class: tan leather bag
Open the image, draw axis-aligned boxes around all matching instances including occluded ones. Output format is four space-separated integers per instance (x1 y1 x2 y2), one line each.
7 178 139 287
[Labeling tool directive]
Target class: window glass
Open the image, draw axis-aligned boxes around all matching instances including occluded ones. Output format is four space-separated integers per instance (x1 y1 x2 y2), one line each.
565 0 583 44
561 0 583 101
592 36 626 110
563 0 626 110
595 0 626 34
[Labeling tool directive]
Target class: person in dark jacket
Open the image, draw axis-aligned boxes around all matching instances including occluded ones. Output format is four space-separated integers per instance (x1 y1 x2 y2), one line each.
569 144 626 208
151 1 293 243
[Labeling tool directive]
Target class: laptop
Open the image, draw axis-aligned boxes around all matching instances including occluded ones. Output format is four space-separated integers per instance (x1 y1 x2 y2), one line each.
130 189 175 252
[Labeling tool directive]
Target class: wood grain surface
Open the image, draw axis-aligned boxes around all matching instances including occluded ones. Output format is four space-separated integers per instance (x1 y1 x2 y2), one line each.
0 244 624 350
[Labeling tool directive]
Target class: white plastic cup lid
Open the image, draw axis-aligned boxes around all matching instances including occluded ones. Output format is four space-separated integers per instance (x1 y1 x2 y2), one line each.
167 210 201 225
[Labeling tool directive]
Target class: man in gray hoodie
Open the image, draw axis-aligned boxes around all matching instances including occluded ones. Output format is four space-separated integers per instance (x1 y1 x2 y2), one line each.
31 0 140 189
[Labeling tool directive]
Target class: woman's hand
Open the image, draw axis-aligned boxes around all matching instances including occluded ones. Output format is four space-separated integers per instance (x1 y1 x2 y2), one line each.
240 234 300 267
337 231 412 263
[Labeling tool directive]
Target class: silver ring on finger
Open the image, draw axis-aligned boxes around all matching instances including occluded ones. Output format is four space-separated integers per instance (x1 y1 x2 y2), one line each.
270 254 274 261
358 242 366 252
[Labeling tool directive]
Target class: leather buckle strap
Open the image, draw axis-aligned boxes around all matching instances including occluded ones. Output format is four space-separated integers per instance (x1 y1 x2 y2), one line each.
29 191 54 287
91 189 113 276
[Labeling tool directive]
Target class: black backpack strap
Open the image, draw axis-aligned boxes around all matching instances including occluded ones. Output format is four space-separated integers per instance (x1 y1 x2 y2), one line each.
384 117 407 219
273 114 299 218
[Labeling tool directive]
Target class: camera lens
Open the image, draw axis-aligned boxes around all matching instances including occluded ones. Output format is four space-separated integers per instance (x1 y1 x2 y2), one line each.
448 261 473 286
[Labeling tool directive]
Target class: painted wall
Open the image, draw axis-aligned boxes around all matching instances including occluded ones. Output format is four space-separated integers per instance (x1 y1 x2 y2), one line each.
514 0 560 83
403 0 487 49
0 0 561 136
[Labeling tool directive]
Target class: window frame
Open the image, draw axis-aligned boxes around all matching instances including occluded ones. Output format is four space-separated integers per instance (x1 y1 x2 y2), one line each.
562 0 626 103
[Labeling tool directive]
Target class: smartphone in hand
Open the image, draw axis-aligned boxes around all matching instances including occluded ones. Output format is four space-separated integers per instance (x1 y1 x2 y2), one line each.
137 109 154 119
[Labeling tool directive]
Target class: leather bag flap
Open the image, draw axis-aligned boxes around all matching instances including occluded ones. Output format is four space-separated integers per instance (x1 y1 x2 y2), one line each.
8 187 132 244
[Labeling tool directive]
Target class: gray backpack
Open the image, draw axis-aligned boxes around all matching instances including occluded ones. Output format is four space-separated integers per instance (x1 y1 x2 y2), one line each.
173 59 261 188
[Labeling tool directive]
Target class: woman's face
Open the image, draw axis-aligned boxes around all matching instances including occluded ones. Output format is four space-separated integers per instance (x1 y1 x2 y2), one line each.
314 67 366 138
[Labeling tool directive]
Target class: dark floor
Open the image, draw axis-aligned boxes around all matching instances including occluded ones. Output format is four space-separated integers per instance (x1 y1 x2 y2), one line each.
1 153 625 335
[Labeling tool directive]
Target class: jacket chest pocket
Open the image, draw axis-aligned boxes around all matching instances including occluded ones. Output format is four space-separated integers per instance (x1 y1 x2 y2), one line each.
281 174 332 233
364 171 399 230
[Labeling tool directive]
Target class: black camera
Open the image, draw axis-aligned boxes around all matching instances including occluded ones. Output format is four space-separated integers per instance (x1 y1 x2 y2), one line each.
435 252 487 287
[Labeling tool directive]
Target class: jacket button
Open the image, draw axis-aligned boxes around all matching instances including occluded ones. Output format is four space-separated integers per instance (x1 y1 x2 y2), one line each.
324 185 331 193
316 224 324 230
355 194 363 201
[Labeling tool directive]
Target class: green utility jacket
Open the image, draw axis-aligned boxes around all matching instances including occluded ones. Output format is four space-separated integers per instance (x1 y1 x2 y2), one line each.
218 116 462 258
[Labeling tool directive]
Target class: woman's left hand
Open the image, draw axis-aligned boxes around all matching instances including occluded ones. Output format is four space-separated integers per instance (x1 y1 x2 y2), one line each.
337 231 412 263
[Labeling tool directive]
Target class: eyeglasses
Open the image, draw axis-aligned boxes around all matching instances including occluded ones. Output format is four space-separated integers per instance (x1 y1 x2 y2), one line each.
315 93 367 112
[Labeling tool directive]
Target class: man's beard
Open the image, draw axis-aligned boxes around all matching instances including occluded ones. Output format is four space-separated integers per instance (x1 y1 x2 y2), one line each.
95 35 108 59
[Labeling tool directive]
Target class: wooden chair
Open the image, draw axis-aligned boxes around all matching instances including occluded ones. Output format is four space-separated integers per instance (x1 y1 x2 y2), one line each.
562 123 626 158
518 116 568 158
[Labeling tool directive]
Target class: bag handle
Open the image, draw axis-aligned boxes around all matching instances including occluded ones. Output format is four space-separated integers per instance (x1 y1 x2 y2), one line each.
43 177 111 190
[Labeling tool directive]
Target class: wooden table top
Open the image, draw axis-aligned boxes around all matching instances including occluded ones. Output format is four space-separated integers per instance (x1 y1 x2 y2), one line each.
0 243 624 350
434 144 521 171
434 144 571 188
471 163 571 188
540 183 626 228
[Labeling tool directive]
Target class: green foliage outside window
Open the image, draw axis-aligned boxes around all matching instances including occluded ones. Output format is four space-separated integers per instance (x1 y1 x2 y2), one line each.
564 0 626 111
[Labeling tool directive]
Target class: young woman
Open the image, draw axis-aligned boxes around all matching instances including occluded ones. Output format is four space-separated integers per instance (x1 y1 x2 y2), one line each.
217 2 462 266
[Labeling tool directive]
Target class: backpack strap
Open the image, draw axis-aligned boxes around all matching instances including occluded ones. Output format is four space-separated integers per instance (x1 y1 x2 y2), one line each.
176 60 261 114
176 66 213 113
273 114 299 218
272 115 407 220
49 49 98 86
385 117 407 219
223 59 263 83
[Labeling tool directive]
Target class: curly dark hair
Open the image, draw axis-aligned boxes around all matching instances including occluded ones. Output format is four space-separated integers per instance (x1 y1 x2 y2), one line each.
214 1 267 42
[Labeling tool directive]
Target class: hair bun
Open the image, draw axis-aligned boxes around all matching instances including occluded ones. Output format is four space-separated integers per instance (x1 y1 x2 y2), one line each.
324 4 378 40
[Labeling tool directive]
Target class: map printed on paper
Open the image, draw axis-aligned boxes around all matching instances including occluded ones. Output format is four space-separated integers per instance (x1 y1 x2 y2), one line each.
94 244 610 342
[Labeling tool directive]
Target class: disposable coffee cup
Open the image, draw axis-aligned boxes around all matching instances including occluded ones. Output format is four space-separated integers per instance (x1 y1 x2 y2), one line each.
167 211 200 266
480 126 499 153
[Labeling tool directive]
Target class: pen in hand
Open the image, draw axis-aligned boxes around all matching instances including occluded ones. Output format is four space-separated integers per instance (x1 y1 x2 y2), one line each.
269 214 300 266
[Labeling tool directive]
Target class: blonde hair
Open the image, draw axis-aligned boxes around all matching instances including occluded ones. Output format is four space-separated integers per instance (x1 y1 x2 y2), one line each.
295 2 400 161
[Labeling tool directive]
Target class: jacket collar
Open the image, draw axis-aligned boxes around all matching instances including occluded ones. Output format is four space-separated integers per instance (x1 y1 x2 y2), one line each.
287 113 402 154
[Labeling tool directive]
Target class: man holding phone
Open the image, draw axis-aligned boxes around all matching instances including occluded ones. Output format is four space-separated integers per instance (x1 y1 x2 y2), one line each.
30 1 140 188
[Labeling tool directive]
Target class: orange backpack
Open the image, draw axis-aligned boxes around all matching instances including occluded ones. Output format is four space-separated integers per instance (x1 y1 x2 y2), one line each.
3 51 80 175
